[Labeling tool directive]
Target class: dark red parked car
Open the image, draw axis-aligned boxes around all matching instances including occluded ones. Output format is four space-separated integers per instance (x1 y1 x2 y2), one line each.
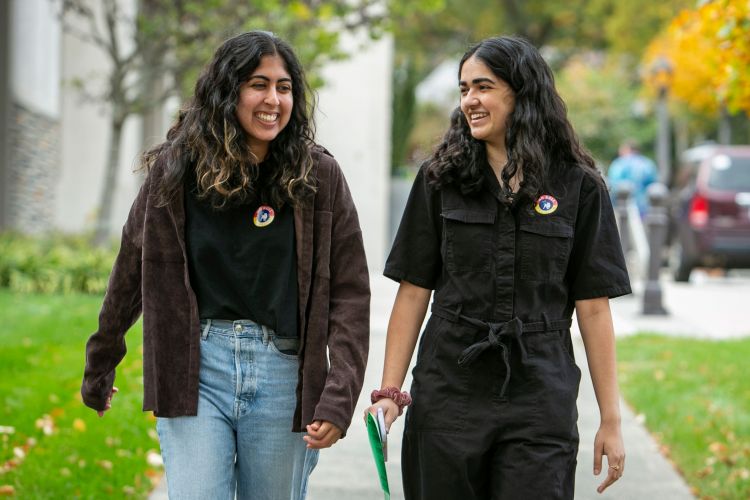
669 145 750 281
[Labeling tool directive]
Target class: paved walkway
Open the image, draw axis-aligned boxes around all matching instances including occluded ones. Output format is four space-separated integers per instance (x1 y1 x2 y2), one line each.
151 270 750 499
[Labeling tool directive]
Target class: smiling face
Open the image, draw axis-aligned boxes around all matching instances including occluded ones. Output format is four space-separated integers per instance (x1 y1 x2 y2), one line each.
459 55 515 149
236 54 293 161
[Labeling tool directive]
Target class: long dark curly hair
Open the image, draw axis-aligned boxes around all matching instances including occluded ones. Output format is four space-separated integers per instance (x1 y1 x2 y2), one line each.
144 31 316 208
426 36 601 200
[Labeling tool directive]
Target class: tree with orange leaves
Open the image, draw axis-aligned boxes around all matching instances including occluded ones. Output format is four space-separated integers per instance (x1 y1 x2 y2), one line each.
643 0 750 116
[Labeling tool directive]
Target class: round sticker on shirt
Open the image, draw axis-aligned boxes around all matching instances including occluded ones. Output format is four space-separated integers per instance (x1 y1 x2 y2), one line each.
534 195 558 215
253 205 275 227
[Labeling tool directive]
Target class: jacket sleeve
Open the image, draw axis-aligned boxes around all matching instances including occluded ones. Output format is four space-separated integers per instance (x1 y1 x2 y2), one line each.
81 175 149 411
312 162 371 434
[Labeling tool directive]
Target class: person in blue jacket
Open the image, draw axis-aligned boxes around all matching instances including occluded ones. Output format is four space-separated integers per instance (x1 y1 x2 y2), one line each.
607 140 658 217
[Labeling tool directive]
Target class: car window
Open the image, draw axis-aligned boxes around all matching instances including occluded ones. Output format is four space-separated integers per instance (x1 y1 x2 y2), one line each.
707 155 750 191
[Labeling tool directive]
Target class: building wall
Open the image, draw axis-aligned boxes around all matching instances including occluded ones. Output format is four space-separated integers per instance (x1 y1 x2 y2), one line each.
0 1 11 230
56 0 142 235
5 0 61 233
316 32 393 272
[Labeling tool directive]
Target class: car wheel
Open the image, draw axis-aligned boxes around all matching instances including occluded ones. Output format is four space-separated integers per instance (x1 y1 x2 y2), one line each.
670 242 693 282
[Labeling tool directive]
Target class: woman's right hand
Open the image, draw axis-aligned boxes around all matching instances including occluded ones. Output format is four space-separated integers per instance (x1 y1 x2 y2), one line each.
364 398 400 432
96 386 118 417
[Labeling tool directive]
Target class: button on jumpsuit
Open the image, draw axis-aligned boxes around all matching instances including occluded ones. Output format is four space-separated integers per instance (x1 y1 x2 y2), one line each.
384 164 631 500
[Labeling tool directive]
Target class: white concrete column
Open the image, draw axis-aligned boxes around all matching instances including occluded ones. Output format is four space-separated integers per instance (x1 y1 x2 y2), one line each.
316 32 393 272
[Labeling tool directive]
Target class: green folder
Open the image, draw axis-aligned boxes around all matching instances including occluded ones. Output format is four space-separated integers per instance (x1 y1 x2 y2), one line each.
366 410 390 500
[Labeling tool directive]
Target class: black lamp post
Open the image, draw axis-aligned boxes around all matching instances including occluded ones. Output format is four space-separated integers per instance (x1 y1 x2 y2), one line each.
650 56 673 184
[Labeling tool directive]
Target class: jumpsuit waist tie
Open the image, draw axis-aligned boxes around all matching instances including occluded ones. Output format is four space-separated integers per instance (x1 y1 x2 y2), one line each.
431 304 573 399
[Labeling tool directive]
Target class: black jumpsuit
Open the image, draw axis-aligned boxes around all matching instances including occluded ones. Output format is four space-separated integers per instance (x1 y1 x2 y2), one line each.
384 163 631 500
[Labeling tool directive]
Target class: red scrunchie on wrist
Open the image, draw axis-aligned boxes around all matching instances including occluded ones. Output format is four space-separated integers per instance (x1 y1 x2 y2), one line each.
370 386 412 416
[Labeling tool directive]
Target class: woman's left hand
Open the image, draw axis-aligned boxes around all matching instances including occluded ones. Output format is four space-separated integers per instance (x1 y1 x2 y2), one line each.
303 420 342 449
593 420 625 493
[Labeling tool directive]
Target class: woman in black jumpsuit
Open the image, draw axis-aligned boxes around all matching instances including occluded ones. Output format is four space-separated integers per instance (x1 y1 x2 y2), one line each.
366 36 630 499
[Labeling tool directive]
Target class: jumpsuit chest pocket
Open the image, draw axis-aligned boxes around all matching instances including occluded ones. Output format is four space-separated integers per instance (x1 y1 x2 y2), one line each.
519 218 574 281
441 208 496 273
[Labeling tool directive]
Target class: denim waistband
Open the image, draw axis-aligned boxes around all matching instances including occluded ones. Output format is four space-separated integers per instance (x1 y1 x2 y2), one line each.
200 319 300 352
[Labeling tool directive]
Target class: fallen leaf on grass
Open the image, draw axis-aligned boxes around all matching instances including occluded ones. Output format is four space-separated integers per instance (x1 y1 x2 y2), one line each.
105 436 121 447
727 467 750 482
96 460 113 471
0 485 14 496
72 419 86 432
35 415 54 436
146 450 163 467
145 469 161 486
695 465 714 478
708 442 728 455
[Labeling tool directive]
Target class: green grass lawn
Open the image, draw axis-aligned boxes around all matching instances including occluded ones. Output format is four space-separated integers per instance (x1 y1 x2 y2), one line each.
618 334 750 500
0 291 160 499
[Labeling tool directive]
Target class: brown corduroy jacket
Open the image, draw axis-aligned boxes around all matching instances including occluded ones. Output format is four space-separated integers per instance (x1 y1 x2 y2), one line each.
81 147 370 434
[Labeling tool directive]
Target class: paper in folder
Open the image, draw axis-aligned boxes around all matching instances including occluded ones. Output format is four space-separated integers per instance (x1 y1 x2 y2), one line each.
366 407 390 500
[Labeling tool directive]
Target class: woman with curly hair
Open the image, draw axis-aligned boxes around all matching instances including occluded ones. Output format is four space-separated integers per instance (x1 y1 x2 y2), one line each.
82 31 370 499
367 36 629 499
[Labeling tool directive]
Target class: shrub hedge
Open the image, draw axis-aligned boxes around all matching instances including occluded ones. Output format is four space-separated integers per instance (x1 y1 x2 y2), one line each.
0 232 117 294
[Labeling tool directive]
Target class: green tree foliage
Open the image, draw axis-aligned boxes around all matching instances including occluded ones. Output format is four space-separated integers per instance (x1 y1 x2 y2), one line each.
556 56 656 165
391 0 694 170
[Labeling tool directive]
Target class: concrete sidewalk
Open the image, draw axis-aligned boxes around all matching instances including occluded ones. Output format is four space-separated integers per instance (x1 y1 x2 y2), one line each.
151 271 750 499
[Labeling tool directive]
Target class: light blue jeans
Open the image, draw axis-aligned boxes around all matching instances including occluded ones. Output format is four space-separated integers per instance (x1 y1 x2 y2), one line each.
156 319 318 500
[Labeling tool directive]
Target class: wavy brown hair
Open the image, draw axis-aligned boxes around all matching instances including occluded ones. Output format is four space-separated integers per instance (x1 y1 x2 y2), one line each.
143 31 317 208
426 36 602 200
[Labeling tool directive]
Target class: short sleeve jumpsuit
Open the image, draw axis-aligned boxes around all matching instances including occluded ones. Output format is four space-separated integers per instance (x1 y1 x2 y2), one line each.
384 163 631 500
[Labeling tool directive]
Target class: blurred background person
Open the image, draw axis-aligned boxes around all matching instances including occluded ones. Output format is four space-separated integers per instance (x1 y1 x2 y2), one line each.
607 140 658 217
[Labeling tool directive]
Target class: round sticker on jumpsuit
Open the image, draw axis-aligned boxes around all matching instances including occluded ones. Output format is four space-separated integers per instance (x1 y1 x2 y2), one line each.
253 205 275 227
534 195 558 215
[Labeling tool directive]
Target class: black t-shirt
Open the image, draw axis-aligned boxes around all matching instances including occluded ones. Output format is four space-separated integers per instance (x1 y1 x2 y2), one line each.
184 169 298 339
384 163 631 323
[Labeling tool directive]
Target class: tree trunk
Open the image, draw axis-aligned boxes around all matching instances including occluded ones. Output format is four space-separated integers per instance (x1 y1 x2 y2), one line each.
718 106 731 145
390 58 423 173
93 116 125 246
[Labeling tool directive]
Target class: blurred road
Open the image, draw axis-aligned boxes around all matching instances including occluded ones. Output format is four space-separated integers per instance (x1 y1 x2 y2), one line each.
151 270 750 499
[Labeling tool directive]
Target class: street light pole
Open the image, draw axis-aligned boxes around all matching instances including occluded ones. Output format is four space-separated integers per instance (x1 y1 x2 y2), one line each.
650 56 673 184
656 86 671 184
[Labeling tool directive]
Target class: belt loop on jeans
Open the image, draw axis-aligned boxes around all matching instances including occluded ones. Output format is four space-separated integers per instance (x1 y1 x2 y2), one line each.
261 324 270 345
201 319 212 340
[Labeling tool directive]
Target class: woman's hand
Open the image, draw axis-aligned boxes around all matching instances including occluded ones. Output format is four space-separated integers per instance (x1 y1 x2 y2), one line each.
96 386 119 417
593 420 625 493
363 398 400 432
303 420 342 449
